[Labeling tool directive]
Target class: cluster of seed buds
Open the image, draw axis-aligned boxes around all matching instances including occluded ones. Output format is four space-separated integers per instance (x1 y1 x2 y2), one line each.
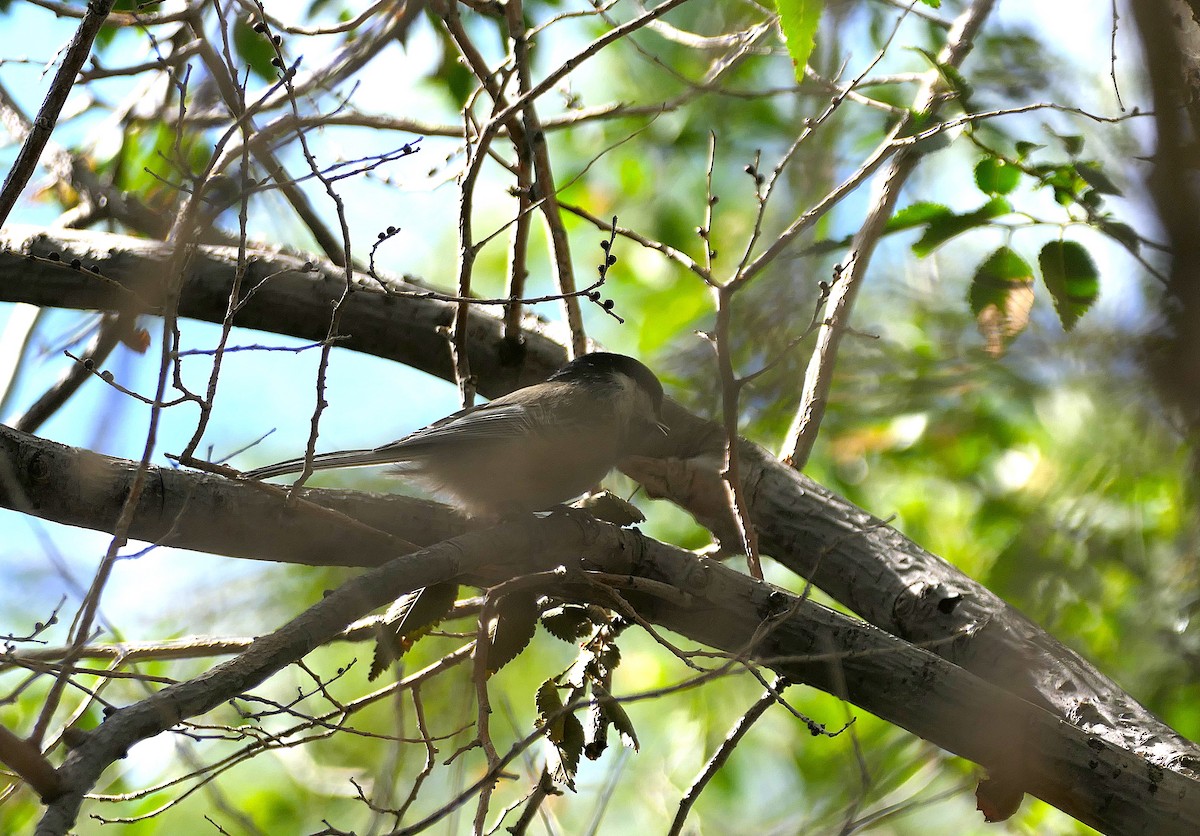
818 262 844 298
37 250 102 275
744 162 765 187
368 226 401 276
587 224 621 320
250 18 293 75
26 250 151 353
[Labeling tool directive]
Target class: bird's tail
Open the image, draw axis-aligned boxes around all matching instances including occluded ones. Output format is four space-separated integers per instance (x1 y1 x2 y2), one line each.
241 447 411 481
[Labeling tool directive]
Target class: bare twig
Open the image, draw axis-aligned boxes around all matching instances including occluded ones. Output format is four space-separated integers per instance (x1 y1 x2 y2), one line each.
0 0 116 225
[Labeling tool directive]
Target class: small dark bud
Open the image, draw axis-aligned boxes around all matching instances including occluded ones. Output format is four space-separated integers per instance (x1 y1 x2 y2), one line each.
606 254 616 266
83 358 94 371
696 226 707 238
599 240 610 251
253 21 268 33
48 251 60 261
744 164 756 176
708 249 717 259
302 261 313 271
70 258 81 269
90 265 101 273
708 195 719 205
386 226 397 235
271 57 284 69
272 35 282 46
587 291 601 302
101 370 114 382
602 299 614 311
377 231 386 239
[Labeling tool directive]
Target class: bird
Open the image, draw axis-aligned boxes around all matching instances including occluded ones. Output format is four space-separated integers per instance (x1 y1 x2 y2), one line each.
241 352 665 518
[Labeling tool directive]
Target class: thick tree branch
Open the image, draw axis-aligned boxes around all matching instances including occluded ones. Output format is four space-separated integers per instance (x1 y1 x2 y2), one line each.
0 226 572 394
2 226 1198 825
4 440 1196 834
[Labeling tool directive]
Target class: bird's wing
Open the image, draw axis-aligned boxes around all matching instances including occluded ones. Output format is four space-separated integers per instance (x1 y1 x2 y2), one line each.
375 400 543 454
241 400 542 480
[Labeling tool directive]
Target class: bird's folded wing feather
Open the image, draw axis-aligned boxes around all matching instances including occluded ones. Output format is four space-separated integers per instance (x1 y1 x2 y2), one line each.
241 402 540 480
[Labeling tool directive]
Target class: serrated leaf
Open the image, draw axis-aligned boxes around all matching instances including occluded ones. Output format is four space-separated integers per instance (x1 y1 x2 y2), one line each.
776 0 823 81
536 679 565 724
598 688 639 752
369 583 458 681
974 158 1021 196
537 681 583 790
483 592 540 674
563 647 596 689
1074 162 1121 195
590 644 622 680
912 197 1012 257
541 605 596 642
584 700 610 761
1039 240 1099 331
969 247 1035 357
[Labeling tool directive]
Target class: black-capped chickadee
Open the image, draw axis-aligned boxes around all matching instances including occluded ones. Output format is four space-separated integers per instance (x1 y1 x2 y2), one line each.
242 352 665 518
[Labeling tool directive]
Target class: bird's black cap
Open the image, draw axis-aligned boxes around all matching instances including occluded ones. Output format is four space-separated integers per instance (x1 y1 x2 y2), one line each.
551 352 663 409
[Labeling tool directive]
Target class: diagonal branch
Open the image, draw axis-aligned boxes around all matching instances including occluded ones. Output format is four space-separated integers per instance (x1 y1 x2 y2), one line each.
2 429 1196 834
779 0 998 468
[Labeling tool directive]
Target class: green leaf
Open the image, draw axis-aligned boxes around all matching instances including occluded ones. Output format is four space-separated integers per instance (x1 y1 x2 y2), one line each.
975 158 1021 196
937 62 974 104
1039 240 1100 331
887 201 952 233
584 699 610 761
969 247 1035 356
537 681 584 790
369 583 458 680
600 690 640 751
1075 162 1121 195
484 592 540 674
1015 141 1045 159
1098 219 1140 253
911 197 1012 257
1053 132 1085 156
541 605 596 642
776 0 823 81
233 17 279 82
909 49 974 104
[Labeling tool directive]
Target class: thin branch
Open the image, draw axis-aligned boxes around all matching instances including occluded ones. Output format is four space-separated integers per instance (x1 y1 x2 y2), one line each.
0 0 116 225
